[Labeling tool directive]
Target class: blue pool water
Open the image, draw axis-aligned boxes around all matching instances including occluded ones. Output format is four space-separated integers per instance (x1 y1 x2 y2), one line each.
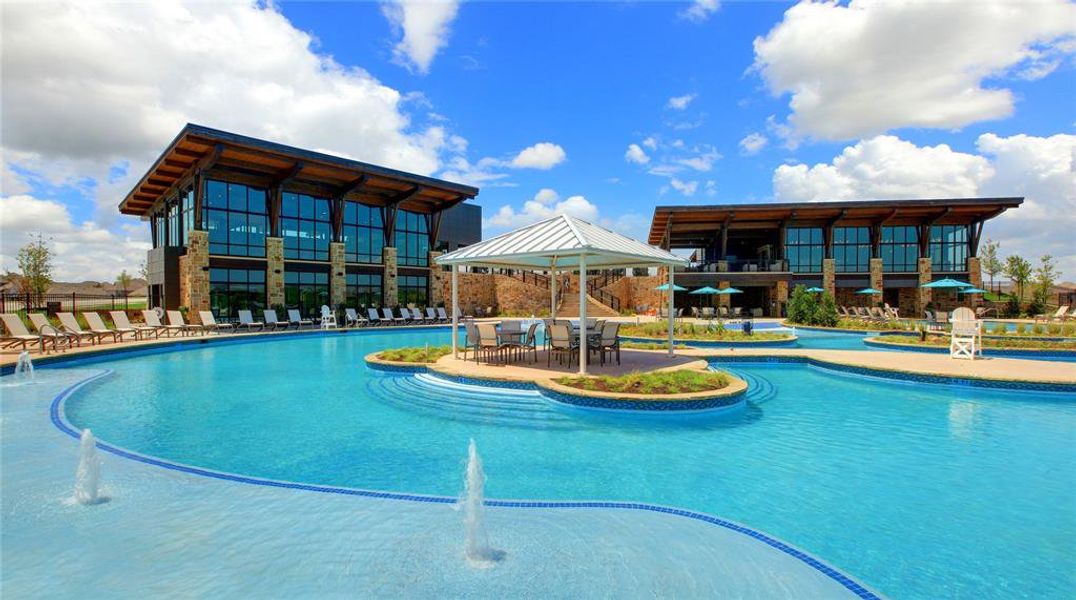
62 329 1076 599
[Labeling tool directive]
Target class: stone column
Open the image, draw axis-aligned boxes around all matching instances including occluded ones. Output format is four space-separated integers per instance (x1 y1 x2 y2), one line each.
917 257 933 315
774 280 789 317
966 256 982 307
428 250 445 306
718 280 731 308
869 258 884 306
822 258 836 298
329 242 346 307
179 230 210 321
382 246 398 307
716 260 729 273
266 237 285 308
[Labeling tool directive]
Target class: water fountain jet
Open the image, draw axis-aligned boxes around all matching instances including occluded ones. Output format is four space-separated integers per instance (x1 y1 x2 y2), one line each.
461 438 503 566
75 429 103 505
14 351 33 382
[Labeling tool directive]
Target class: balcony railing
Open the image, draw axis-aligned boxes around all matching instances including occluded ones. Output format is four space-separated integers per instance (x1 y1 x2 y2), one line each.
680 259 789 273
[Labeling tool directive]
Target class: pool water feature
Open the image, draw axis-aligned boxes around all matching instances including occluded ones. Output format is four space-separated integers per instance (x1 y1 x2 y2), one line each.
55 329 1076 598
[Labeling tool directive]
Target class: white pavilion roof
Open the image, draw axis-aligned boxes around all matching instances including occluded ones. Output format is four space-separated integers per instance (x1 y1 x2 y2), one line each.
435 214 687 269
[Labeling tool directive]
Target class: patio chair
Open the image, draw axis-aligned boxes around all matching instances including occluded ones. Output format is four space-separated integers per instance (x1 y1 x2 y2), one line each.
869 307 887 321
367 308 383 326
83 311 123 342
884 303 901 320
382 307 405 325
58 312 107 345
590 321 621 366
1035 305 1068 323
167 310 206 336
288 309 313 329
1 313 46 352
199 311 235 334
437 306 451 322
547 323 578 369
463 320 481 361
975 306 997 319
110 310 161 340
476 322 504 363
319 305 338 329
732 307 743 317
29 312 79 348
425 307 439 323
238 310 265 331
144 310 183 337
344 308 365 327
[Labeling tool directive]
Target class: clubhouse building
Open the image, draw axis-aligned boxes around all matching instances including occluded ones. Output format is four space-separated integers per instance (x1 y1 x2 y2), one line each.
121 124 480 319
648 198 1022 317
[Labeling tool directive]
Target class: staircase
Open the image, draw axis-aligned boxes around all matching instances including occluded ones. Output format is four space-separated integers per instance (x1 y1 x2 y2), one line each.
555 279 620 318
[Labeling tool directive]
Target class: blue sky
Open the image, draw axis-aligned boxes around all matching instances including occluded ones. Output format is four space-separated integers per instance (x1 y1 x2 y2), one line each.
1 0 1074 280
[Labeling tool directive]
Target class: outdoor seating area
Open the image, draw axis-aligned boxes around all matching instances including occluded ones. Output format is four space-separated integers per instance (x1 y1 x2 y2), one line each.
458 318 622 369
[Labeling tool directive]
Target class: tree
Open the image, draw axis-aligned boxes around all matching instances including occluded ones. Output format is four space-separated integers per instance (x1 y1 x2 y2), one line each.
138 260 147 281
116 270 133 298
1033 255 1060 307
16 234 53 304
1003 254 1032 306
979 239 1001 295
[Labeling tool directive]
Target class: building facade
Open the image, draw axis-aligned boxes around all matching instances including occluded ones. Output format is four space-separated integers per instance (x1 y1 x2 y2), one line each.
647 198 1022 317
123 125 480 320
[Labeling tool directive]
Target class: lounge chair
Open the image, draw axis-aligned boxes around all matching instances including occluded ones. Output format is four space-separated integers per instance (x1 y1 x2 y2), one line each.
400 307 416 323
975 306 997 319
238 310 265 331
82 312 122 342
58 312 107 345
262 309 288 330
144 310 183 337
167 310 206 336
1035 305 1068 323
287 309 313 329
367 308 383 326
29 312 79 348
199 311 234 334
110 310 161 339
438 307 451 322
382 307 406 325
344 308 366 327
884 303 901 320
1 313 46 352
870 307 887 321
424 307 439 323
319 305 338 329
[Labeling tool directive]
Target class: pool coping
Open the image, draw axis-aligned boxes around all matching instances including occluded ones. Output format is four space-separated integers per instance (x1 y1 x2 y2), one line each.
863 336 1076 359
620 334 798 348
47 369 880 600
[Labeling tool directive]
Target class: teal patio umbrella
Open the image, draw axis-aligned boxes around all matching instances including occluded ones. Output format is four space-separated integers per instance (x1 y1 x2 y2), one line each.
805 286 825 293
654 283 687 292
689 286 721 295
855 287 882 295
957 287 988 294
921 278 972 289
715 287 743 294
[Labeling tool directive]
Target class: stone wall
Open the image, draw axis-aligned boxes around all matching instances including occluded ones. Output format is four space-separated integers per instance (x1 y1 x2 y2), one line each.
428 251 445 306
382 246 398 307
596 275 665 313
437 272 550 316
966 256 982 308
180 229 210 321
917 257 932 314
440 272 494 315
329 242 346 307
822 259 836 298
869 258 884 306
266 237 284 307
898 288 918 317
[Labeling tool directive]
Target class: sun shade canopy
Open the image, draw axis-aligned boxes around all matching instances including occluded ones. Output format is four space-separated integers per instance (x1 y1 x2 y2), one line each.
921 278 972 289
436 214 688 269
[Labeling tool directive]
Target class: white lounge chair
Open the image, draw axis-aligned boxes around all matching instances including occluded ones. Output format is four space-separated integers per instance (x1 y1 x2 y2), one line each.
57 312 106 345
438 307 450 323
319 305 338 329
82 312 122 342
425 307 439 323
344 308 363 327
287 309 313 328
144 310 181 337
261 309 287 330
167 310 206 336
367 308 382 326
238 310 265 331
1 313 46 352
382 307 405 325
1035 305 1069 323
398 307 414 323
199 311 234 334
110 310 161 339
29 312 79 347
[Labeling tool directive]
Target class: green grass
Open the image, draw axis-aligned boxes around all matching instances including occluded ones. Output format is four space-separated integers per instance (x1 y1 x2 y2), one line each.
876 334 1076 351
620 322 791 342
376 345 452 363
556 369 730 395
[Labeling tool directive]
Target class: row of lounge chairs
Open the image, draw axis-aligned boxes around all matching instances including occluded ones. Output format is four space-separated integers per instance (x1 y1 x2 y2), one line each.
1035 305 1075 323
838 305 902 322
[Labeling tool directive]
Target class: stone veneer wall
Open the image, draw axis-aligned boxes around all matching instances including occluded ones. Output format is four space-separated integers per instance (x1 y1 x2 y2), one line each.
774 280 789 314
966 256 983 308
329 242 346 307
428 251 445 306
440 272 495 315
382 246 398 307
869 258 884 306
266 237 285 307
822 259 836 298
917 257 932 314
898 288 918 317
492 275 552 316
180 229 210 321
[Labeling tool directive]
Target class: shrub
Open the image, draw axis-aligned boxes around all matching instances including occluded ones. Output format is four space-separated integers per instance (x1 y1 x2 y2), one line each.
991 322 1008 335
1047 323 1062 335
1062 324 1076 337
1015 323 1027 335
1004 296 1021 318
1031 324 1045 335
1026 298 1046 318
786 285 838 327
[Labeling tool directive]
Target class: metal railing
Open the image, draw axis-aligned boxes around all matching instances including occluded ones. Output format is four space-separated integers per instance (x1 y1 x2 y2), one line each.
490 268 552 289
585 270 624 312
1 292 144 315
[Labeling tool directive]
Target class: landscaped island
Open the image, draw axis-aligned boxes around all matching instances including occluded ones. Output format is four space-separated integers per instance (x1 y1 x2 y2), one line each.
868 334 1076 351
620 322 792 342
376 345 452 363
556 369 731 395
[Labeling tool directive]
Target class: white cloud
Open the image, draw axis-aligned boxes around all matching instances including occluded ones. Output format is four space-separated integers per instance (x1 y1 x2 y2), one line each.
739 132 768 156
439 155 512 187
666 93 698 110
625 143 650 165
669 178 699 196
679 0 721 23
483 188 649 241
1 0 452 226
642 137 658 150
0 194 149 281
753 0 1076 140
382 0 460 74
772 133 1076 278
509 142 567 170
676 150 719 172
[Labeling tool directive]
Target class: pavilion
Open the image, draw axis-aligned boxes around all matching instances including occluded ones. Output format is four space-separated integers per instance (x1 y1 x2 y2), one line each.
435 214 688 374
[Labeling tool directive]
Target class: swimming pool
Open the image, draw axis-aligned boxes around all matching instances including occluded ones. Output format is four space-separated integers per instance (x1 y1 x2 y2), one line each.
58 328 1075 599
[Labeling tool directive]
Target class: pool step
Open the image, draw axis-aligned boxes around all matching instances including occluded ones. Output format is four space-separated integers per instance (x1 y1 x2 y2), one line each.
368 372 577 430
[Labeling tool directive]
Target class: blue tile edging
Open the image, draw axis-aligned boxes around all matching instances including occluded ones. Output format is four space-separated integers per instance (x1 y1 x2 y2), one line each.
620 334 797 348
539 385 746 413
712 355 1076 393
862 337 1076 360
49 370 879 600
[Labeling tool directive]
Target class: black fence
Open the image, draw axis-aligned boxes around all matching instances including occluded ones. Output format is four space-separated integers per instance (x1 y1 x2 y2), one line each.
0 293 145 315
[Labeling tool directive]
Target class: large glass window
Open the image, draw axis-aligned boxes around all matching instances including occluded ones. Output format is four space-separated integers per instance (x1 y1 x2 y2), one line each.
346 273 382 307
397 274 428 307
833 227 870 273
342 201 383 263
152 212 165 248
281 192 331 261
881 226 919 272
284 271 329 313
395 209 429 267
182 187 195 240
204 180 268 257
209 268 265 320
930 225 968 272
167 197 181 247
785 227 823 273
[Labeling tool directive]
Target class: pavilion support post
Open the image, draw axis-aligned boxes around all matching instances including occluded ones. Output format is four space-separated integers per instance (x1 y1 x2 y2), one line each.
667 266 675 357
579 256 587 375
451 265 459 358
550 266 557 318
